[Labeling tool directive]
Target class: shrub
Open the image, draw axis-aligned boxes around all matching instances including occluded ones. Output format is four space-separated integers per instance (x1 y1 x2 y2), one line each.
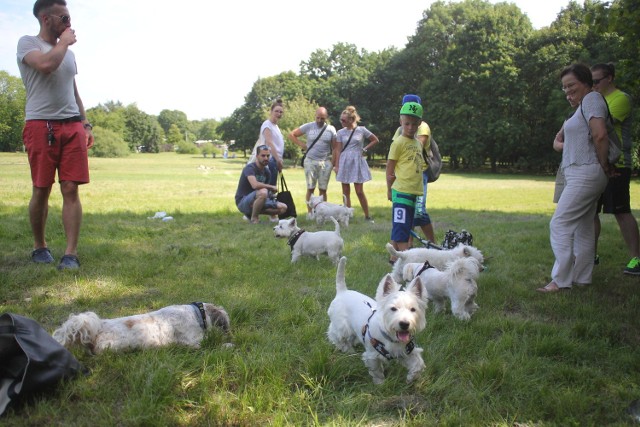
176 140 198 154
89 126 130 158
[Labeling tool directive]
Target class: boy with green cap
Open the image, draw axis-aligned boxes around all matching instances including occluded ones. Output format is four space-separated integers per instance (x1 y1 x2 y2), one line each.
386 101 426 262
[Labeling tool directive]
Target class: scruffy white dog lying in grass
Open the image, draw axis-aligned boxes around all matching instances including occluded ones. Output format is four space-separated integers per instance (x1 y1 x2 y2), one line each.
403 258 482 320
308 194 354 227
327 257 427 384
386 242 484 283
273 216 343 264
53 303 230 354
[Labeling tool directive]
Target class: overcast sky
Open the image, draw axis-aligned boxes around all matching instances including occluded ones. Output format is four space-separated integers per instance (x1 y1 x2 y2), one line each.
0 0 572 121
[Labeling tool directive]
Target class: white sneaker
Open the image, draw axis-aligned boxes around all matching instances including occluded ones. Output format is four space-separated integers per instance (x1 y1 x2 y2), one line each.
242 215 249 221
270 215 279 223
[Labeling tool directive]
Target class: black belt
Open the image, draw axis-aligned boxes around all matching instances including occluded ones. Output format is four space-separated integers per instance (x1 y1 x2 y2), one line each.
35 116 83 123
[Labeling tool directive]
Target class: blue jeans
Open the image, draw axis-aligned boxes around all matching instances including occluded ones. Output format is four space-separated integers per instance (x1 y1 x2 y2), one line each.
268 157 278 186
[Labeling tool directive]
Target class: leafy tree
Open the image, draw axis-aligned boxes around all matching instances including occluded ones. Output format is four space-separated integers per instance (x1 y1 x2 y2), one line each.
219 71 312 154
193 118 220 141
166 123 184 148
123 104 163 153
0 71 26 152
278 96 319 163
158 109 189 136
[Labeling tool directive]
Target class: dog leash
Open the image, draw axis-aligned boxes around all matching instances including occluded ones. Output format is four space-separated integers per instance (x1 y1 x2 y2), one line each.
190 302 207 330
287 229 305 251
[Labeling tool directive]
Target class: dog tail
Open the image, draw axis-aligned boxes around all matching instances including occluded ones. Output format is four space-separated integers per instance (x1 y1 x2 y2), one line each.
52 312 101 350
330 216 340 235
335 256 348 293
385 242 403 259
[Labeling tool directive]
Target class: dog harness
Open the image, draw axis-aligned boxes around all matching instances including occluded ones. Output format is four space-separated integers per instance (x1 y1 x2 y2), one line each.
190 302 207 330
415 260 436 277
311 200 325 210
287 229 305 251
361 302 415 360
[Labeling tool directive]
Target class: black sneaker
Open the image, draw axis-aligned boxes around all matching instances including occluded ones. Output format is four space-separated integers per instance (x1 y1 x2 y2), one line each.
365 216 375 224
31 248 54 264
58 254 80 270
594 254 600 265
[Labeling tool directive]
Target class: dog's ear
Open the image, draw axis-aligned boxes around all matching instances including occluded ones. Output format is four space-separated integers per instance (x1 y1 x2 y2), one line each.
204 304 231 333
289 217 297 226
407 277 426 300
376 274 400 300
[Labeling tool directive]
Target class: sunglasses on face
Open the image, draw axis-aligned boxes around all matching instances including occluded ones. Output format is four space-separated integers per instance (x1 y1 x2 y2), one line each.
50 14 71 24
592 76 608 85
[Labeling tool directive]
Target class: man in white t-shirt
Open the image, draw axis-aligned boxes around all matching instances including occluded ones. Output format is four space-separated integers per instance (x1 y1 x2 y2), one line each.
289 107 338 217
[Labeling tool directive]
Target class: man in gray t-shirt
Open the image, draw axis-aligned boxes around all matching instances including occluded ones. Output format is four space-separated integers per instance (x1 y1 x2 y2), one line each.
288 107 337 217
16 0 94 270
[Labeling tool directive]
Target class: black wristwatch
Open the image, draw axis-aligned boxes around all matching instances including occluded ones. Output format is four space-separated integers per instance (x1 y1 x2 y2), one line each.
83 122 93 130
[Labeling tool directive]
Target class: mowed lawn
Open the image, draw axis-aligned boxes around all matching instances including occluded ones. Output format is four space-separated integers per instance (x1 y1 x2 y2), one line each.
1 152 639 426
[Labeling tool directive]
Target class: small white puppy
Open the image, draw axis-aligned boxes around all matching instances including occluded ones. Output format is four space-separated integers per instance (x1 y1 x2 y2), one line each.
53 303 230 354
273 216 343 263
327 257 427 384
386 242 484 283
308 195 354 227
404 258 482 320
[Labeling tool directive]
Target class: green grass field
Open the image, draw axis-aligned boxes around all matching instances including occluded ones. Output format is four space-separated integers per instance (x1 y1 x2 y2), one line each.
1 152 639 426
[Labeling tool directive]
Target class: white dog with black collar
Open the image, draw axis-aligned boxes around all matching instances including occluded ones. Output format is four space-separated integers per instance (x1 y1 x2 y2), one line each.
273 216 343 264
327 257 427 384
53 302 230 354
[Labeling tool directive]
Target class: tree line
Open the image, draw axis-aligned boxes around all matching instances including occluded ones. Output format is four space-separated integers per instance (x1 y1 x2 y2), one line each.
1 0 637 172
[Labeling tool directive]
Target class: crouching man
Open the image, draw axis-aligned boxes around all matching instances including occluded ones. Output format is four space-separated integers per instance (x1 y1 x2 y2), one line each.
235 145 287 223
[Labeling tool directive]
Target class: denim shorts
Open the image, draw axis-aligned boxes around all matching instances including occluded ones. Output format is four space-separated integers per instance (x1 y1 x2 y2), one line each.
237 191 278 217
390 190 416 242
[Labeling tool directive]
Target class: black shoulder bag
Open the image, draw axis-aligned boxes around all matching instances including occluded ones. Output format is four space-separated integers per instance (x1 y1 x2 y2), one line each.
299 124 327 167
276 173 297 219
0 313 86 416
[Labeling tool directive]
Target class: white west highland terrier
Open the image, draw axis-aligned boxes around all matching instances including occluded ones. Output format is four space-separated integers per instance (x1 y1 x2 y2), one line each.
308 194 354 228
327 257 427 384
403 257 482 320
53 303 230 354
273 216 343 264
386 242 484 283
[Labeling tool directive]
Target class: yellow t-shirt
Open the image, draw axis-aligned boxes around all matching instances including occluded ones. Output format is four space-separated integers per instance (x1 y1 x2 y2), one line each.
393 121 431 151
388 134 424 195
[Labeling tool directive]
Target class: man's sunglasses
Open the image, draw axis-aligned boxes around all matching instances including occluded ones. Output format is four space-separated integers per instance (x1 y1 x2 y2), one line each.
50 14 71 24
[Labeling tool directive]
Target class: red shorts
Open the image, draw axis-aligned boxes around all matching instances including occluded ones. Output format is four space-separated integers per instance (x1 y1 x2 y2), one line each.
23 120 90 187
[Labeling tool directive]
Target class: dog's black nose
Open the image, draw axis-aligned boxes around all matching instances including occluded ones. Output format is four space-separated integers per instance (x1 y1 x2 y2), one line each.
399 321 409 330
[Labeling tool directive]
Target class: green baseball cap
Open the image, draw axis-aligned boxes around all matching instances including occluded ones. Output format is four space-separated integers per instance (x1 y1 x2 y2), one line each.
400 102 423 118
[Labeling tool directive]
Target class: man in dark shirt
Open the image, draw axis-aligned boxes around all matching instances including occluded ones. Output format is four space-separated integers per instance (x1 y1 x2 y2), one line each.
235 145 287 223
